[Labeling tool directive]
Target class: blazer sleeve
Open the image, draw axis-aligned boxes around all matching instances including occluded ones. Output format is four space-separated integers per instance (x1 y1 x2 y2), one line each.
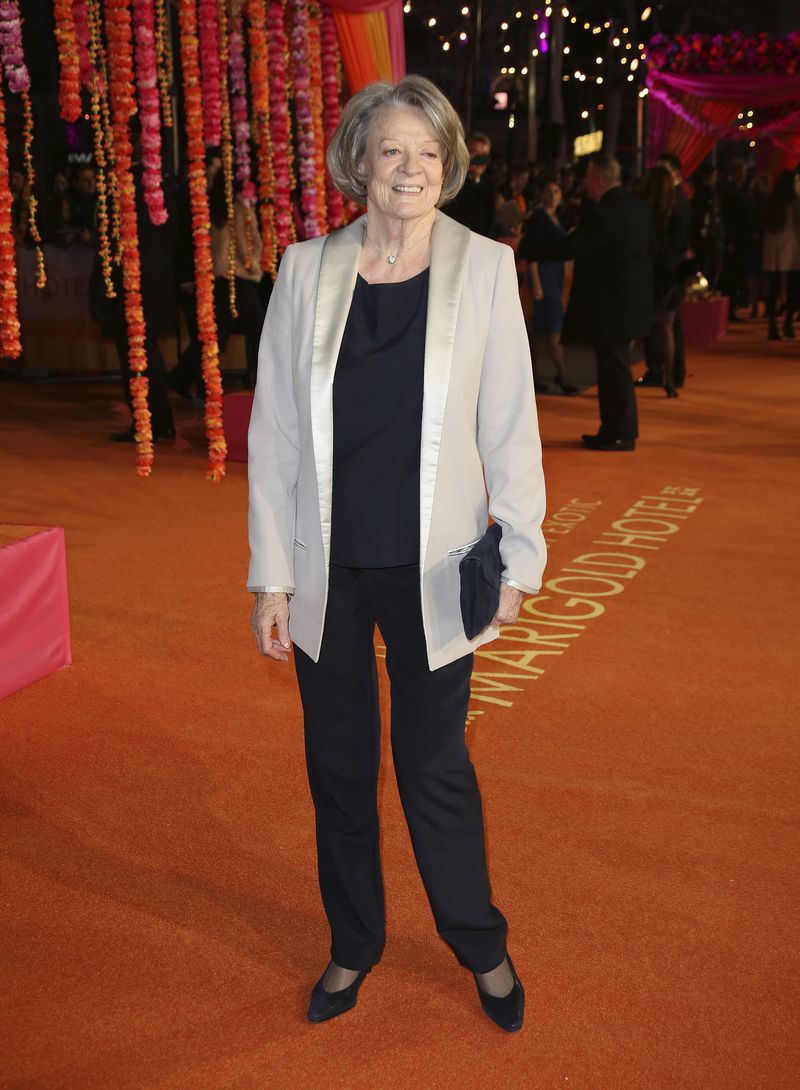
477 244 547 595
246 244 300 593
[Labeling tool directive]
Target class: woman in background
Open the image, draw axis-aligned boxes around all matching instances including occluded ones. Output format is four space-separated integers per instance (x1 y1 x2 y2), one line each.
518 178 578 395
762 170 800 341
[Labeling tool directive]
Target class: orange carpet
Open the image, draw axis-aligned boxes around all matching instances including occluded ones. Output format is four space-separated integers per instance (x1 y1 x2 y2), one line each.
1 325 798 1090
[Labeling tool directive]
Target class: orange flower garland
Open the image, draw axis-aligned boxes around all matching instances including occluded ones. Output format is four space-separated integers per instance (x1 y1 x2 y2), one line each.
53 0 81 121
216 0 237 318
245 0 277 276
0 90 20 357
89 0 121 261
21 91 45 289
87 0 115 297
105 0 154 476
268 0 295 250
177 0 226 482
307 3 328 236
154 0 173 128
320 3 343 230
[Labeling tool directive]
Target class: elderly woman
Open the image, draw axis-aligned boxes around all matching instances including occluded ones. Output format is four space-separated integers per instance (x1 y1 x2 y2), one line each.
248 76 546 1032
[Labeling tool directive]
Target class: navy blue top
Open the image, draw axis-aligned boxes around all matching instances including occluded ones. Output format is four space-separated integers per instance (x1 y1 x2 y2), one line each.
330 267 429 568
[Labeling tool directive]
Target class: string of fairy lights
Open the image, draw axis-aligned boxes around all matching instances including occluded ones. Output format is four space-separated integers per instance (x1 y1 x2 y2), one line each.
402 4 656 125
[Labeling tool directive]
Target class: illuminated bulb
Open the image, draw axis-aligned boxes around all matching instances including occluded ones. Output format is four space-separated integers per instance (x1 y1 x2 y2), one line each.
508 113 515 129
593 26 601 35
598 103 604 110
521 66 528 74
630 58 639 71
621 56 628 64
604 20 611 28
459 32 467 41
509 66 515 73
749 140 755 147
597 76 604 84
746 121 753 128
531 47 539 56
545 5 552 15
515 9 522 18
580 73 586 81
613 36 620 46
501 66 507 73
571 15 577 23
461 5 469 13
504 43 511 52
581 110 589 119
622 26 629 33
563 74 569 80
442 41 450 51
642 6 652 20
563 46 570 54
584 22 591 30
626 41 632 49
747 110 754 117
627 73 634 81
540 31 547 40
403 1 410 10
562 6 570 15
501 20 508 30
533 12 539 19
596 56 602 64
428 16 436 27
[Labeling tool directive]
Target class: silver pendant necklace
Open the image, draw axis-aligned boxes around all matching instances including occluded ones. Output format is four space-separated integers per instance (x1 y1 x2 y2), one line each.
364 223 401 264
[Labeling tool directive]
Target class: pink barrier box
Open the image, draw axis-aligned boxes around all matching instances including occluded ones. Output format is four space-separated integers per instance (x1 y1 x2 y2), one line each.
680 296 730 346
0 526 72 700
223 391 255 463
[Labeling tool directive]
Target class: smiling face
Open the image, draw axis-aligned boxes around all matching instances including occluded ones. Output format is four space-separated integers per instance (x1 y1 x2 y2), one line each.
359 104 444 223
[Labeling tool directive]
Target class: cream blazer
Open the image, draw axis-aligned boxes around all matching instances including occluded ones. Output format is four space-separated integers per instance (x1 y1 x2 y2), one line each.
247 209 547 671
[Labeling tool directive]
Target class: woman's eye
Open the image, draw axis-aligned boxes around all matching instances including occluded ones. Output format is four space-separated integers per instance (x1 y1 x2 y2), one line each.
384 148 399 156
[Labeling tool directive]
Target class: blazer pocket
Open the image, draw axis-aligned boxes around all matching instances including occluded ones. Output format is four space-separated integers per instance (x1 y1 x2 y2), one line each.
293 537 308 550
447 536 483 557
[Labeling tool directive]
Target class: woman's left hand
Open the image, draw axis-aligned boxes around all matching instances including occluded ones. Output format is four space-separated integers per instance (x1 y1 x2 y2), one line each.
491 584 524 628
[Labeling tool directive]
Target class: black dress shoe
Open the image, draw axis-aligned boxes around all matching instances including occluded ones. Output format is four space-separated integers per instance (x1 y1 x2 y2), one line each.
307 965 371 1024
474 954 525 1033
582 435 636 451
665 386 679 399
555 377 579 396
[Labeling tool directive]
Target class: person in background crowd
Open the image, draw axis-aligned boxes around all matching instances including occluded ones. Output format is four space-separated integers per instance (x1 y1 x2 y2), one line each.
209 170 266 388
524 153 653 451
636 151 690 390
748 172 772 319
558 163 583 231
441 130 495 236
518 177 578 395
719 158 754 322
500 162 532 219
690 164 725 291
637 165 686 398
762 169 800 341
68 163 99 247
39 166 75 247
10 164 33 245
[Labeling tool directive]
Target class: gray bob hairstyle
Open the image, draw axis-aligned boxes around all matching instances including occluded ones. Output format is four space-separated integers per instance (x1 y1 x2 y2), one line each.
326 75 470 207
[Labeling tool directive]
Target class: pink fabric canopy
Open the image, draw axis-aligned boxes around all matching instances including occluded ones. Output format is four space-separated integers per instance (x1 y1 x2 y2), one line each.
646 69 800 176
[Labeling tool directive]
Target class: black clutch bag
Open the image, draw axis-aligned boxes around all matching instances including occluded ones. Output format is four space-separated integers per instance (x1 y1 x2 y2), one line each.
459 523 505 640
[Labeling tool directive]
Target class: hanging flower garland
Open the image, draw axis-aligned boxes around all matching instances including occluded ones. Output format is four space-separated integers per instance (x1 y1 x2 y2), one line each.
228 5 255 207
288 0 323 240
154 0 173 128
105 0 154 476
71 0 93 88
0 0 45 289
648 31 800 76
320 3 343 231
268 0 296 250
245 0 277 276
197 0 221 146
87 0 116 296
132 0 168 225
53 0 81 120
306 3 328 236
216 0 237 317
178 0 226 482
0 91 20 358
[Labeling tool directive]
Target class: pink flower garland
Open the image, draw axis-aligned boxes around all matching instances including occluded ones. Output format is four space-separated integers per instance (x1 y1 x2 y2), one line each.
72 0 93 88
228 5 255 204
288 0 322 239
197 0 221 146
320 4 343 230
0 0 30 92
268 0 295 249
132 0 167 225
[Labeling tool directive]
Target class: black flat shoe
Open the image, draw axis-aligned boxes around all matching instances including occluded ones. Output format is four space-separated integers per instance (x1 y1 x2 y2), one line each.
474 955 525 1033
665 386 679 398
555 377 579 396
582 435 636 451
307 965 371 1024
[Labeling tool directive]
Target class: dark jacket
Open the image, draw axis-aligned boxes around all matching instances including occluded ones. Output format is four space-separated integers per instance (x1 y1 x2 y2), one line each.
442 175 495 237
526 186 653 344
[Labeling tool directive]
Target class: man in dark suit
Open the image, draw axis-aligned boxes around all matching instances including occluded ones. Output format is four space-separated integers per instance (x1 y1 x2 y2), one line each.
526 153 653 450
441 132 495 237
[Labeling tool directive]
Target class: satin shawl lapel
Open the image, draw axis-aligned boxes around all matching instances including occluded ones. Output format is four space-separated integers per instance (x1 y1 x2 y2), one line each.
309 219 363 560
419 210 471 567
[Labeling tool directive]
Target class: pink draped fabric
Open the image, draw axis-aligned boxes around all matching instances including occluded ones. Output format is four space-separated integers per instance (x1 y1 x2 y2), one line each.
328 0 405 91
647 69 800 176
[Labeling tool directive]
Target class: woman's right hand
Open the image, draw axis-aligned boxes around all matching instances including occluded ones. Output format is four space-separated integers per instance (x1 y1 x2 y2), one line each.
250 592 292 662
